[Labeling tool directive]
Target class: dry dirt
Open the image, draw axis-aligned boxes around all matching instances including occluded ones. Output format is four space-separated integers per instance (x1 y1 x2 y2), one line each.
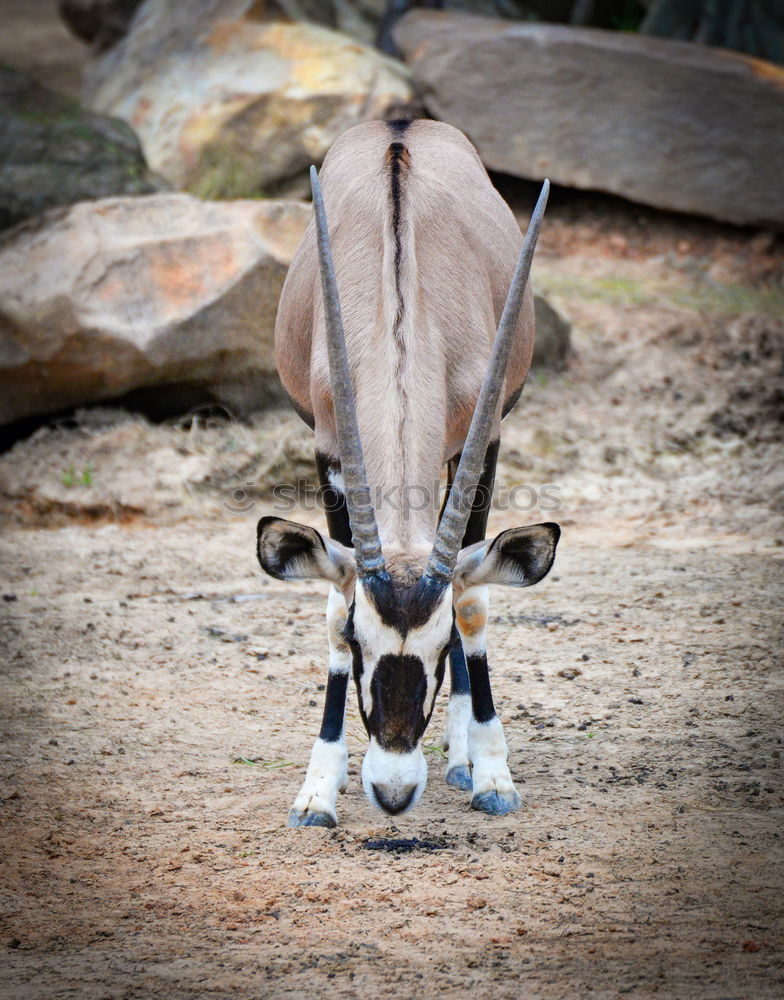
1 4 782 997
1 198 783 1000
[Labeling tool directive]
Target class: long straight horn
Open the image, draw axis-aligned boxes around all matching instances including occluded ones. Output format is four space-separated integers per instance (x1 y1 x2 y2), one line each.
424 180 550 584
310 165 386 578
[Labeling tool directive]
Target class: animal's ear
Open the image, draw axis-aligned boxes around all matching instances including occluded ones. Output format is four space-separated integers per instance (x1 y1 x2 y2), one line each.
454 523 560 590
256 516 355 586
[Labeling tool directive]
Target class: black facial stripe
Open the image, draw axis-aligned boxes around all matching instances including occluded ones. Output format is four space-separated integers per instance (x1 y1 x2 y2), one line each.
318 671 349 743
423 646 449 733
348 621 369 737
364 573 446 636
449 635 471 697
466 653 496 724
369 654 428 753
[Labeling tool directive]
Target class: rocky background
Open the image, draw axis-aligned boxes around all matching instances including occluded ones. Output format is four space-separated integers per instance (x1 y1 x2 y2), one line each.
0 3 782 999
1 0 783 429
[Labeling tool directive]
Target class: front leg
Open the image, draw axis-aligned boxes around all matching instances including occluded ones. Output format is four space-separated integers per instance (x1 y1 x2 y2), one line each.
443 638 473 790
288 584 351 828
455 585 522 816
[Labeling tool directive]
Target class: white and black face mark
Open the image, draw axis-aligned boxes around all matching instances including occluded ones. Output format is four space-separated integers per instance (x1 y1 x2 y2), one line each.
346 576 455 815
256 516 561 817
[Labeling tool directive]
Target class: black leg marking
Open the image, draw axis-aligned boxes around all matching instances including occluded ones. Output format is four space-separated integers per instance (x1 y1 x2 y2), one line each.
287 455 352 829
445 634 473 790
441 440 498 704
449 635 470 696
467 653 495 724
459 439 499 548
316 451 352 548
444 441 501 796
318 671 349 743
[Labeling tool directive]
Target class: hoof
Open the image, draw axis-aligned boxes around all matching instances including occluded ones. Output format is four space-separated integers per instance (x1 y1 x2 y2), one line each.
470 789 522 816
288 809 337 829
446 765 473 790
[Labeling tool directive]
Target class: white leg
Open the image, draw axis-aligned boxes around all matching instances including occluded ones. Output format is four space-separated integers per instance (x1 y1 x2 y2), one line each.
288 737 348 828
455 585 522 816
468 717 521 814
288 586 351 828
444 691 472 790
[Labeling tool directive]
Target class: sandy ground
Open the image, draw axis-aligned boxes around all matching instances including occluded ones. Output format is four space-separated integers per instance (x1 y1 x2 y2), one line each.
1 4 782 997
1 196 783 999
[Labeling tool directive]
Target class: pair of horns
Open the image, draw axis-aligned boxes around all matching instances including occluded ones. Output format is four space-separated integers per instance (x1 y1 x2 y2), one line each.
310 164 549 585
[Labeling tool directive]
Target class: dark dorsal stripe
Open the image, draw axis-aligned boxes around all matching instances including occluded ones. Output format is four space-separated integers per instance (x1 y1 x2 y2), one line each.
388 119 412 138
387 137 410 355
386 122 412 478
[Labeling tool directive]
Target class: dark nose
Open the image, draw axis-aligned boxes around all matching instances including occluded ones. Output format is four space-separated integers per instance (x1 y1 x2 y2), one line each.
372 782 417 816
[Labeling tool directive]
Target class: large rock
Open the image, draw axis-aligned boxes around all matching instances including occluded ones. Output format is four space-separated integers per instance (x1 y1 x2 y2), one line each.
394 11 784 227
58 1 549 55
60 0 389 51
641 0 784 65
0 65 164 232
82 0 414 197
532 295 570 371
59 0 144 51
0 195 311 426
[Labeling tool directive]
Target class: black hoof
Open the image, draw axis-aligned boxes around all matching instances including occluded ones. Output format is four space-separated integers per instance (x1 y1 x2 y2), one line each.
470 789 521 816
288 809 337 828
446 765 472 790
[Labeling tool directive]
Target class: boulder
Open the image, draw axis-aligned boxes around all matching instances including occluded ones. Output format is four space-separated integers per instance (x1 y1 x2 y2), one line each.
59 0 144 51
0 65 164 232
82 0 414 198
394 11 784 227
0 194 311 426
60 0 389 51
275 1 389 47
640 0 784 65
532 295 570 370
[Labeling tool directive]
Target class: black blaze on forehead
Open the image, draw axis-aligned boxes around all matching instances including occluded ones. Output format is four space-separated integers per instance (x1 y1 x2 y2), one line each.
362 573 446 635
369 654 428 753
345 578 452 746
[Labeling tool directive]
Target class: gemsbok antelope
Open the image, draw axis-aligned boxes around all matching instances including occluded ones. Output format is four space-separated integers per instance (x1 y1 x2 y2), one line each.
257 119 560 827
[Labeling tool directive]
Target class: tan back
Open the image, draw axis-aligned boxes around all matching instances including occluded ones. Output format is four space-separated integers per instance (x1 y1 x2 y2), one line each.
275 119 535 549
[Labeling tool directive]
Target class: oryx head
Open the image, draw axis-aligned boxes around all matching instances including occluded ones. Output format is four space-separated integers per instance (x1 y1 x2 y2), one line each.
257 167 559 816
